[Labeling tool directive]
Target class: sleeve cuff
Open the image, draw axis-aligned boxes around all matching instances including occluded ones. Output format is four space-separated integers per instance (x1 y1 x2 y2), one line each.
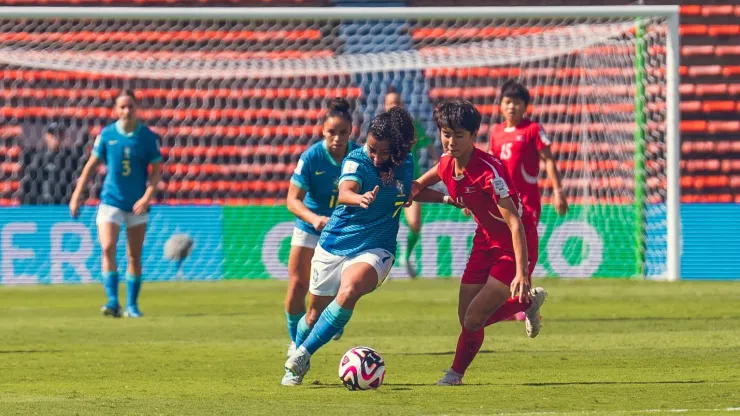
290 177 309 191
150 157 163 164
339 175 362 187
91 151 101 159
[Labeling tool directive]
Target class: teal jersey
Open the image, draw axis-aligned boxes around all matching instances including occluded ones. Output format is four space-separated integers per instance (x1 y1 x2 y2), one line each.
318 146 414 257
290 140 360 235
92 121 162 212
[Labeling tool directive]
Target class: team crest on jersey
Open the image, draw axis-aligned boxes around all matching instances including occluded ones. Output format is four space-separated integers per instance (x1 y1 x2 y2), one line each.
464 186 477 194
395 180 405 197
515 135 525 142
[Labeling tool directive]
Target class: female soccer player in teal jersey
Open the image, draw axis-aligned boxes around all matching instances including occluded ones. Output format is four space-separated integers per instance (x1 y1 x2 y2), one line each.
284 107 461 384
70 90 162 318
281 98 359 385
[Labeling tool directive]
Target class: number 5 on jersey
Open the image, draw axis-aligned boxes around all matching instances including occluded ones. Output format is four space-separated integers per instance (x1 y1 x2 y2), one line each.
500 142 512 160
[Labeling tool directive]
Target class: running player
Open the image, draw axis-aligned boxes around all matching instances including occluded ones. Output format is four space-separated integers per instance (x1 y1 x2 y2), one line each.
69 89 162 318
412 100 546 386
281 98 359 385
284 107 460 383
489 80 568 223
384 87 437 278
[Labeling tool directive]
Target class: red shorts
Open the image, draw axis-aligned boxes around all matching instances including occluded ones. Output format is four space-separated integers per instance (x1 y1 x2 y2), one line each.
461 224 539 285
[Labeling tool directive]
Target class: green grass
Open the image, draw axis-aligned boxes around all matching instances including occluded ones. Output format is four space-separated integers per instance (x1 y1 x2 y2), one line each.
1 279 739 416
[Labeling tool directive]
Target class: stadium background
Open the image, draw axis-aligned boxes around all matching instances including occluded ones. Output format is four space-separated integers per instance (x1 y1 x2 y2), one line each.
0 0 737 284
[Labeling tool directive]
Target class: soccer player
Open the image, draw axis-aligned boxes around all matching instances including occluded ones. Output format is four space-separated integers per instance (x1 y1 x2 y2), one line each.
489 80 568 224
69 89 162 318
284 107 460 384
412 100 546 386
384 87 437 278
281 98 359 385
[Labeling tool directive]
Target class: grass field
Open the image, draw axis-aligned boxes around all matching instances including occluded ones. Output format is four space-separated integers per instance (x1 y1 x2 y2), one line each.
1 278 739 416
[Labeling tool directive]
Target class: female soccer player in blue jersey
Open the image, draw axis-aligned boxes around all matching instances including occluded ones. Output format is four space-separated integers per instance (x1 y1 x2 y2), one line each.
70 90 162 318
281 98 359 384
284 107 460 382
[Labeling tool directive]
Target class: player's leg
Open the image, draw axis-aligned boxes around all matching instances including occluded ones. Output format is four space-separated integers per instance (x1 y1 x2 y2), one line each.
439 244 492 385
284 229 316 354
123 219 147 318
287 249 393 377
96 205 123 317
403 201 422 278
297 293 334 347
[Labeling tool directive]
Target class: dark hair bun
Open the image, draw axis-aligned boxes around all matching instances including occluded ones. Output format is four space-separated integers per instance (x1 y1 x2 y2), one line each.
329 97 351 113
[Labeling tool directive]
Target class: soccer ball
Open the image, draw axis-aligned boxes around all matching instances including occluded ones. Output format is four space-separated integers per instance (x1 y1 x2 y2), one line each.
338 346 386 390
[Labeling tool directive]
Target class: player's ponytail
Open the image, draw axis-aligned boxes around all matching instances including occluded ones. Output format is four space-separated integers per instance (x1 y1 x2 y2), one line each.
368 106 415 184
325 97 352 124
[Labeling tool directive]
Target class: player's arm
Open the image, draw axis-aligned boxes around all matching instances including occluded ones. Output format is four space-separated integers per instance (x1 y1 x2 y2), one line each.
133 162 161 215
415 163 442 189
69 153 101 218
498 196 530 303
286 184 328 232
412 188 463 208
338 180 378 209
538 146 568 216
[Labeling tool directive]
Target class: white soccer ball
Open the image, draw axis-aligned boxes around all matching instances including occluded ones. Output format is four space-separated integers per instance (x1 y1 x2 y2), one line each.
338 346 386 390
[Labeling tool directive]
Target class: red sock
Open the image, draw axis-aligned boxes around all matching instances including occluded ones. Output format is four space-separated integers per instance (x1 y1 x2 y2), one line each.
450 328 485 375
485 297 531 326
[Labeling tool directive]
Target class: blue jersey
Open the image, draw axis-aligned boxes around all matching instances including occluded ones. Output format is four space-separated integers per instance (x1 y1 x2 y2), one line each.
92 121 162 212
290 140 360 235
319 146 414 257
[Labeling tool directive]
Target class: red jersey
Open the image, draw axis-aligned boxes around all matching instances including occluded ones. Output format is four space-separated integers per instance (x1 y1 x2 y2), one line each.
489 119 551 219
438 148 534 253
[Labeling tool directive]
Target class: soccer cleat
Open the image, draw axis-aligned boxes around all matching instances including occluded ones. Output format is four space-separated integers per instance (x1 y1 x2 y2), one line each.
405 259 419 279
124 305 144 318
436 369 463 386
332 328 344 341
286 342 296 358
285 346 312 378
100 304 122 318
525 287 548 338
280 368 303 386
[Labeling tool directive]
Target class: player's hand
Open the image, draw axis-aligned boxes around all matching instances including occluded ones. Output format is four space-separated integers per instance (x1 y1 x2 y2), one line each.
510 272 531 303
312 216 330 232
405 181 421 207
69 194 81 219
359 185 379 209
554 189 568 216
461 207 472 217
133 196 151 215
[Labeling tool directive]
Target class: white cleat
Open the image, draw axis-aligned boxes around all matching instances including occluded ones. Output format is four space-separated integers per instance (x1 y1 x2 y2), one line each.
436 369 464 386
280 368 303 386
525 287 548 338
285 346 312 378
286 342 296 358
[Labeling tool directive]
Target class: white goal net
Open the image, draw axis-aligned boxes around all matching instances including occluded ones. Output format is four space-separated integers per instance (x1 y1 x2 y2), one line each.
0 6 680 284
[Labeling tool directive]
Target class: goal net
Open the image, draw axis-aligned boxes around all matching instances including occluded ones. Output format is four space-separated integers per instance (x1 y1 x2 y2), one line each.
0 6 680 284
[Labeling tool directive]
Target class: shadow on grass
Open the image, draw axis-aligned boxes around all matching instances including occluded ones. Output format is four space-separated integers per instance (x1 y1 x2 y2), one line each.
0 350 64 354
520 380 707 387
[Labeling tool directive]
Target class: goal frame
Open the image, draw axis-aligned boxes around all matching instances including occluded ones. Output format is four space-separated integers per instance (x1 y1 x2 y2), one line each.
0 5 681 281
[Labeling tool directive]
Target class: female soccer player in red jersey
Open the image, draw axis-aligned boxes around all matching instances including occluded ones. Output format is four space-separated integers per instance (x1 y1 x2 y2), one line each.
412 100 547 386
489 80 568 223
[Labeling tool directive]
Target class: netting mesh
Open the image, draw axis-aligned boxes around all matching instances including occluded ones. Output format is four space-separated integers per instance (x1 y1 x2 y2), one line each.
0 12 670 282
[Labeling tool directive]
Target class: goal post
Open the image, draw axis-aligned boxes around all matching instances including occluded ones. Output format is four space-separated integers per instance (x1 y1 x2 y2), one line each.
0 6 681 282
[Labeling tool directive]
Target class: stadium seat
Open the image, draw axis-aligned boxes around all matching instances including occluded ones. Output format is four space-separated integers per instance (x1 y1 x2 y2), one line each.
701 5 735 17
708 25 740 37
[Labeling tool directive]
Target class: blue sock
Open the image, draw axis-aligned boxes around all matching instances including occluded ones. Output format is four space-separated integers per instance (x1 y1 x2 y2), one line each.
295 315 312 348
103 271 119 308
302 301 353 355
286 311 305 343
126 274 142 307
